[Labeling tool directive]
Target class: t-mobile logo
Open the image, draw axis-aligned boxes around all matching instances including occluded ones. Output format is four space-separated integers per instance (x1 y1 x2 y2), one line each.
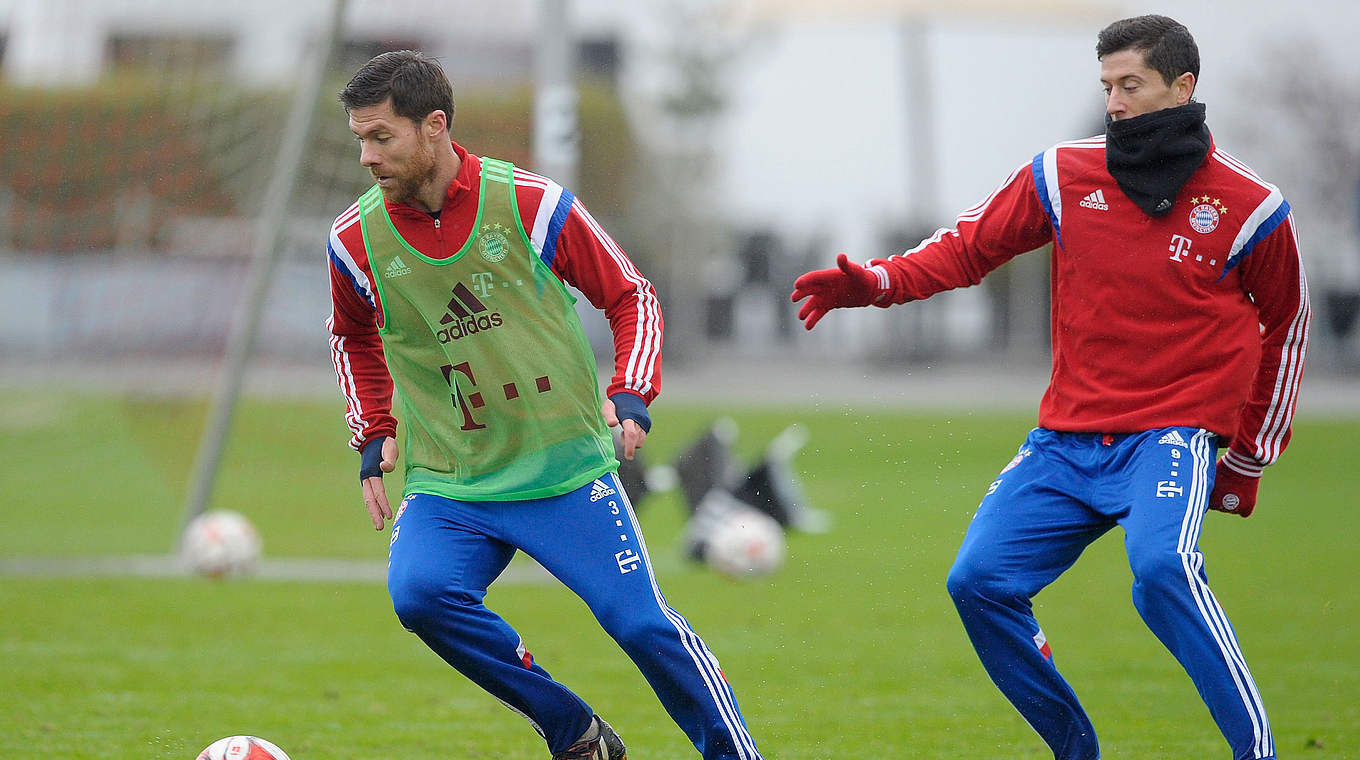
615 549 641 574
1168 234 1193 262
1168 234 1218 267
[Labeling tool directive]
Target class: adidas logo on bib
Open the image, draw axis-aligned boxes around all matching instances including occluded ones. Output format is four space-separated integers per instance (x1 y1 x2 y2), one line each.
1158 431 1188 447
384 255 412 278
589 479 617 502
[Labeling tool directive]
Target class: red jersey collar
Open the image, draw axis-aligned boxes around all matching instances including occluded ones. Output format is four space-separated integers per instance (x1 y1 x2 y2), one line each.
383 141 479 219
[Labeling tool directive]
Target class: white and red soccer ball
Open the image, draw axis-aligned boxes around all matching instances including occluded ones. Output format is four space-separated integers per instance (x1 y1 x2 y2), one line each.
195 736 291 760
703 505 786 578
180 510 262 578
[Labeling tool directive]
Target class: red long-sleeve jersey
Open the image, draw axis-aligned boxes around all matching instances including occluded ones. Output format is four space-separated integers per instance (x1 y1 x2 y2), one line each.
866 135 1309 473
326 142 662 451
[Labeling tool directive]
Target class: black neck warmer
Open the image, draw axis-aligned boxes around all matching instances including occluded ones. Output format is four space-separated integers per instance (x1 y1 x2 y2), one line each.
1105 102 1211 217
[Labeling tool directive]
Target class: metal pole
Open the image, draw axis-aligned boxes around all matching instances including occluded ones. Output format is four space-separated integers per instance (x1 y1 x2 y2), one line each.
903 18 938 224
900 18 940 358
177 0 349 548
534 0 579 190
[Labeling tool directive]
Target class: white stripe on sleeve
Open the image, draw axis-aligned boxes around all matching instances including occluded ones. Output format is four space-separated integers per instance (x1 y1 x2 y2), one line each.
573 201 662 396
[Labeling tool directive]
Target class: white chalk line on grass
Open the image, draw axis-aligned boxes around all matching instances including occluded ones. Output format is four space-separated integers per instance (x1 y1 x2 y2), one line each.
0 554 552 584
0 552 691 584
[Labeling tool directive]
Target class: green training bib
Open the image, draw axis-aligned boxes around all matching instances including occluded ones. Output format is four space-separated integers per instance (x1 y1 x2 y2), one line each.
359 157 616 501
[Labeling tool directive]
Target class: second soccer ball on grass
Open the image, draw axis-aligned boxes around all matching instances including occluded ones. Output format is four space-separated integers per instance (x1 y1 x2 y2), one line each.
703 504 786 579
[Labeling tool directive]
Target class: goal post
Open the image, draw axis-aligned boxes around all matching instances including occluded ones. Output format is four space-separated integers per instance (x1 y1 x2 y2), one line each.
176 0 351 548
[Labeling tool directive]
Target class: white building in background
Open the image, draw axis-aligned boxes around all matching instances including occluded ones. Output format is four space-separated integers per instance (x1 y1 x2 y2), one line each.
2 0 1356 360
1 0 1348 256
0 0 1106 360
0 0 539 86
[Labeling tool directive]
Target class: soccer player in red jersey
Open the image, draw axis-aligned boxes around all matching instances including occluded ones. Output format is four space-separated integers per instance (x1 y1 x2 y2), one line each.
327 51 762 760
793 15 1306 760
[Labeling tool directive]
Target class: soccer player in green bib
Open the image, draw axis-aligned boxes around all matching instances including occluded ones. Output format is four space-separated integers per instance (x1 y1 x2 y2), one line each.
325 51 763 760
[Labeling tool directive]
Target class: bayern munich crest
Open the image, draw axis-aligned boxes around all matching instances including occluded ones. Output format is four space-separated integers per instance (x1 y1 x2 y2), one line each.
1000 447 1032 474
1188 195 1227 234
477 222 512 263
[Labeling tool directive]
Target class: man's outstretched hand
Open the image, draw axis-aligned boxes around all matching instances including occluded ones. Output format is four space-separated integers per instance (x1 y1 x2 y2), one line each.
790 253 881 330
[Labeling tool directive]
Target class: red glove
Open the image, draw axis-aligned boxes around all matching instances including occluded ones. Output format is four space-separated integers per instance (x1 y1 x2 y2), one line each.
790 253 882 330
1208 458 1260 517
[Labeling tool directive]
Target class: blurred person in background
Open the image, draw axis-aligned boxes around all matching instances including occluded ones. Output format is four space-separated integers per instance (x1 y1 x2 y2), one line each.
325 50 762 760
792 15 1306 760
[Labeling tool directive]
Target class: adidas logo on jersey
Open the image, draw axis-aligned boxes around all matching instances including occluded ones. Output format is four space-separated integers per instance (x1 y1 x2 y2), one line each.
437 282 503 343
589 479 617 502
1079 189 1109 211
1158 431 1188 447
384 255 412 278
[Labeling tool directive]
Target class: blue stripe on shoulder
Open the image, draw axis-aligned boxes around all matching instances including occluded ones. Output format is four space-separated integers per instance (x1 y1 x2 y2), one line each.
541 189 575 268
1031 152 1062 249
327 241 372 307
1222 199 1290 279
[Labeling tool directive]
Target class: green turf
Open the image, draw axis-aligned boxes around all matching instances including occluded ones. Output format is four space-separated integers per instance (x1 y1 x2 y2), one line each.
1 395 1356 758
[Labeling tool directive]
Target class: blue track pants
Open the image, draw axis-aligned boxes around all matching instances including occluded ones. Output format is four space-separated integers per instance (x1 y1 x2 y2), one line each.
385 472 762 759
946 428 1274 760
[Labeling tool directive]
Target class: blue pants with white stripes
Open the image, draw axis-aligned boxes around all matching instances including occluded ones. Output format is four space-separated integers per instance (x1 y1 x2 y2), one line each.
946 428 1274 760
386 472 762 760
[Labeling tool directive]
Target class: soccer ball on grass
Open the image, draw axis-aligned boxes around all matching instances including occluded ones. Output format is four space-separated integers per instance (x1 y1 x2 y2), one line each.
196 736 291 760
180 510 262 578
703 503 786 579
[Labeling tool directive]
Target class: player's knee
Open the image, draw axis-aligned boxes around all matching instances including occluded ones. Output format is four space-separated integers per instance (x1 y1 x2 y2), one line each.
388 568 471 632
594 602 665 646
388 574 439 631
1127 549 1188 602
947 560 994 602
947 553 1029 607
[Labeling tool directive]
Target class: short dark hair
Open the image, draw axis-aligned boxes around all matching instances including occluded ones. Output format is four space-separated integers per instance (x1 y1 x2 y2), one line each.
339 50 455 127
1096 15 1200 87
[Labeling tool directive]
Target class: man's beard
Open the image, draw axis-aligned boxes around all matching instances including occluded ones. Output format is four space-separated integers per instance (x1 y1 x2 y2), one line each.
378 143 438 205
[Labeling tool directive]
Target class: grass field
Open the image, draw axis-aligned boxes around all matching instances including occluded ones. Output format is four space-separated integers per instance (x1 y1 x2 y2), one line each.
1 393 1357 759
